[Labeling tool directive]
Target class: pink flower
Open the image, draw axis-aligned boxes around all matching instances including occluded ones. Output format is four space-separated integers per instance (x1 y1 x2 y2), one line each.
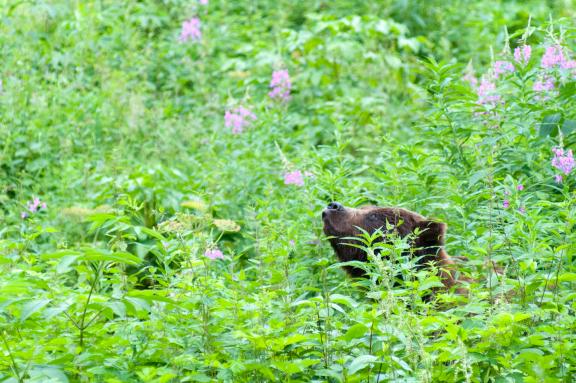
179 17 202 42
27 197 46 213
503 200 510 209
22 197 46 219
542 45 566 69
552 147 575 174
504 190 510 196
225 106 257 134
199 0 208 4
561 60 576 70
269 69 292 102
493 61 514 78
284 170 305 186
514 45 531 64
204 248 224 260
555 174 563 183
551 147 575 183
518 206 526 214
476 78 501 105
533 76 555 92
541 45 576 70
517 184 524 191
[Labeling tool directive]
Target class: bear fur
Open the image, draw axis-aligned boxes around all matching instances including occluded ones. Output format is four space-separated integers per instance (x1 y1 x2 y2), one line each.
322 203 468 293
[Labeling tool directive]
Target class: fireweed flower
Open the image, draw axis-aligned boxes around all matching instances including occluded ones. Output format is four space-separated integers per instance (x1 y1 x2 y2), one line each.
503 200 510 209
493 61 514 78
476 78 501 105
561 59 576 70
541 45 568 69
533 76 555 101
179 17 202 42
224 106 257 134
542 46 563 68
533 76 555 92
541 45 576 70
284 170 305 186
517 184 524 191
514 45 531 64
551 147 575 182
518 206 526 214
204 248 224 260
199 0 208 4
269 69 292 102
21 197 47 219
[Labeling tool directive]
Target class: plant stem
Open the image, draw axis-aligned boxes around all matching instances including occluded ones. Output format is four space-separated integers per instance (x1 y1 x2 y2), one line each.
1 331 22 383
79 262 103 347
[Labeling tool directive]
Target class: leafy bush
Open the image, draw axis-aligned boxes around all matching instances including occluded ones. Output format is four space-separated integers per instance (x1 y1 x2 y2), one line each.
0 0 575 382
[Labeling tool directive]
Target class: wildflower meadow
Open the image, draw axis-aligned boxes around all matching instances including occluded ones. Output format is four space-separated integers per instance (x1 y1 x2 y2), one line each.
1 1 575 382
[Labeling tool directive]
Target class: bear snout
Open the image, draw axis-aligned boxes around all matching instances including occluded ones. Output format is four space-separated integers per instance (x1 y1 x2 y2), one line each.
322 202 344 221
327 202 344 211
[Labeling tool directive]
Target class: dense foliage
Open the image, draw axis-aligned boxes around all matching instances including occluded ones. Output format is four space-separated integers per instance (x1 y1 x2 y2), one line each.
1 0 575 382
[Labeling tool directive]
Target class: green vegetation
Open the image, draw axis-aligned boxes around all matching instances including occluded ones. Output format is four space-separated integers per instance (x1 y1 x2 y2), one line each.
1 0 575 381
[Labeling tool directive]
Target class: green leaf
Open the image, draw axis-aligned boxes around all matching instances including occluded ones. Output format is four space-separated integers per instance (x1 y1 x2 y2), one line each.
80 248 142 265
329 294 358 307
127 291 180 306
561 119 576 135
418 277 445 291
342 323 369 341
139 226 167 241
348 355 378 374
41 250 82 260
20 298 51 322
56 255 80 273
558 273 576 282
42 249 141 265
272 359 319 374
559 81 576 100
28 366 69 383
539 113 561 137
104 301 127 317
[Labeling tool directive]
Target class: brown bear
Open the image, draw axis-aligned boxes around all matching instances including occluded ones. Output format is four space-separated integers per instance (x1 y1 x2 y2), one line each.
322 202 469 294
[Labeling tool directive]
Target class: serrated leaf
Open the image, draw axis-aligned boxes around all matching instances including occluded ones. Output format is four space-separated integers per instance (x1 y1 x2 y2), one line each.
127 291 180 306
20 298 51 322
80 248 142 265
139 226 167 241
56 255 80 273
418 278 445 291
329 294 358 307
539 113 561 137
348 354 378 374
342 323 369 341
104 301 127 317
561 119 576 135
272 359 319 374
558 273 576 282
41 250 82 260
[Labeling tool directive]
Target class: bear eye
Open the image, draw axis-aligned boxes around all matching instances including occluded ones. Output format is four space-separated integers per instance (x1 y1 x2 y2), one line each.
367 214 380 222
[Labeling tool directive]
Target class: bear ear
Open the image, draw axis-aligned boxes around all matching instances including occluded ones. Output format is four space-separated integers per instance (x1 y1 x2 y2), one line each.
415 220 446 247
